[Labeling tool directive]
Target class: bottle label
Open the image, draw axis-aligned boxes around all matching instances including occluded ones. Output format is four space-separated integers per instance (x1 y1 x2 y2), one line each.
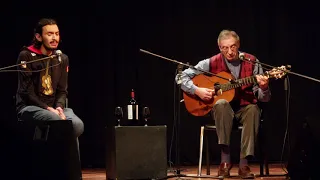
127 105 133 120
135 105 139 120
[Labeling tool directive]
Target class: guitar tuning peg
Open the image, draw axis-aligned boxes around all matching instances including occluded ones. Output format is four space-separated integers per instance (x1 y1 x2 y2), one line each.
286 64 292 71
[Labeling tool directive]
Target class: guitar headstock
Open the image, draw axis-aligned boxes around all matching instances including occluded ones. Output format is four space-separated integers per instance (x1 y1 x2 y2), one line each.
266 65 291 79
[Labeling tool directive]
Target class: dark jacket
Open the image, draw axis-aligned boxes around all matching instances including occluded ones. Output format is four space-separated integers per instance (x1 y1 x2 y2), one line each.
15 45 69 113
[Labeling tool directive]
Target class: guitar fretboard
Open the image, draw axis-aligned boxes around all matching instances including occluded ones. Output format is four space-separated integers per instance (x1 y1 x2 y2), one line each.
220 75 259 92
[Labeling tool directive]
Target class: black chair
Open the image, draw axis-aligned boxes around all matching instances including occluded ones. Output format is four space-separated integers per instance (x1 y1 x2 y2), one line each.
197 108 269 176
12 96 82 180
15 119 82 180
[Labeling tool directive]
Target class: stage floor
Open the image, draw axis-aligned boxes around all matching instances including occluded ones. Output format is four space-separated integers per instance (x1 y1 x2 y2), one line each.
82 163 288 180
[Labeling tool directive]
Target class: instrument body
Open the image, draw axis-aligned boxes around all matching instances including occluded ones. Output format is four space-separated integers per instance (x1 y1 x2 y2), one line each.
183 66 287 116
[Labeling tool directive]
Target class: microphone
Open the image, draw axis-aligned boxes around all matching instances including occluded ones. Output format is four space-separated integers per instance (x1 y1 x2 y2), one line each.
239 52 250 61
55 50 62 62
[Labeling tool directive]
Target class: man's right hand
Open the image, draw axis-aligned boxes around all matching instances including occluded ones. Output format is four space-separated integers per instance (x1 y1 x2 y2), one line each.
195 87 215 101
46 107 61 117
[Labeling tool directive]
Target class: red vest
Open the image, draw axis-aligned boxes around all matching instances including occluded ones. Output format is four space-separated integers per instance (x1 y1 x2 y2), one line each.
209 53 258 106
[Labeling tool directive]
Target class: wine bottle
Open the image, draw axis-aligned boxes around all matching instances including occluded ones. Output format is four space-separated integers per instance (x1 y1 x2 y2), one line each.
127 89 139 124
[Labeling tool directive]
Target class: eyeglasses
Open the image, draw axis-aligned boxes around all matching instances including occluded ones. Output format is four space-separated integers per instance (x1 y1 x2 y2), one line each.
220 44 237 52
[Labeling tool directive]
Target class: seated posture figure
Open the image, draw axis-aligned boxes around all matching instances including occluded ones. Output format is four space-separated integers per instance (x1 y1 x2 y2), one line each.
15 18 84 152
176 29 271 178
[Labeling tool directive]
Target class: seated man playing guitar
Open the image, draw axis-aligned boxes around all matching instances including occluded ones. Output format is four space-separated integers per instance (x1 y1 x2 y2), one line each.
176 29 272 179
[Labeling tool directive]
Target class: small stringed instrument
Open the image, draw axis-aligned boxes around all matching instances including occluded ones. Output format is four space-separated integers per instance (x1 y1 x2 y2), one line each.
183 65 289 116
42 60 53 95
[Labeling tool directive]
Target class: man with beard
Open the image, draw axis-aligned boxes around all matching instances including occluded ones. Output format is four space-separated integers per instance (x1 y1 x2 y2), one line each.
15 18 84 144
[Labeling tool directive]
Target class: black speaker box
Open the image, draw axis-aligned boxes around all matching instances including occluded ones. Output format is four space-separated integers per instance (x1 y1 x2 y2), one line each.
13 120 82 180
106 125 167 180
287 116 320 180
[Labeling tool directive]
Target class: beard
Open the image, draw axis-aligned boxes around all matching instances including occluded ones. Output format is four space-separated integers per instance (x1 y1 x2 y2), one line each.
43 41 59 51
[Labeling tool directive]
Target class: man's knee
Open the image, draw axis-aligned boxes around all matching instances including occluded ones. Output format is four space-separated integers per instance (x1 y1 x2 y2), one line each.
214 99 229 110
64 108 84 137
242 104 260 125
246 104 260 115
72 119 84 137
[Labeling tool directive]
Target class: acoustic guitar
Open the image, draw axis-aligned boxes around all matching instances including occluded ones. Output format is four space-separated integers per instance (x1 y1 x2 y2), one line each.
182 65 288 116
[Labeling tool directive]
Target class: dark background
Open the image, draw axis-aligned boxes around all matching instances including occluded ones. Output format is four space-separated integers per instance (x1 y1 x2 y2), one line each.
1 0 320 168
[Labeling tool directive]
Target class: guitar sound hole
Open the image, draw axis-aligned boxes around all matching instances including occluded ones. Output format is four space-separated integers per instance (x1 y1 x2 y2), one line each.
214 83 221 92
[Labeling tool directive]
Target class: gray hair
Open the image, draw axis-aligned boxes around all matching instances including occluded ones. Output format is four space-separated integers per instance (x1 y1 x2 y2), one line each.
217 30 240 45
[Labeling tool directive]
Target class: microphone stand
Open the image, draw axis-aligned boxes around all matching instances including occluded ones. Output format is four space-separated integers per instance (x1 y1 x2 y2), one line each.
238 55 320 83
175 63 182 176
238 54 320 178
0 54 59 72
140 49 223 179
140 49 234 82
238 55 288 177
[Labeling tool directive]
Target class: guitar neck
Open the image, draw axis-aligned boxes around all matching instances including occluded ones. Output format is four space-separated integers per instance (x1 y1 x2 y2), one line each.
220 74 262 92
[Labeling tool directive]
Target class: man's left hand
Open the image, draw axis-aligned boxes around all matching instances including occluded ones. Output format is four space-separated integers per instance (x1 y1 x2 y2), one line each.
56 107 66 120
256 75 269 90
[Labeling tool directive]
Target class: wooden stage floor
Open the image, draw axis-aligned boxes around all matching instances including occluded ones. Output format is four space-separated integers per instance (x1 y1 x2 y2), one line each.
82 163 289 180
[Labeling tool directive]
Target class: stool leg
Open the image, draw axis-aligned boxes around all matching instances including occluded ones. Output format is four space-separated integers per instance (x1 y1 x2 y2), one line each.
205 128 210 175
259 141 264 176
265 157 269 175
260 158 264 176
197 126 204 176
76 138 83 179
259 118 264 176
76 138 80 161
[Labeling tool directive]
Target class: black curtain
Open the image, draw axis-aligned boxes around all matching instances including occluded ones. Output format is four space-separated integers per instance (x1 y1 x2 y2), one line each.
1 0 320 168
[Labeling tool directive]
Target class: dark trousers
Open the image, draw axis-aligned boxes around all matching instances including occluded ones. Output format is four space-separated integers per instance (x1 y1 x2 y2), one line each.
212 99 260 158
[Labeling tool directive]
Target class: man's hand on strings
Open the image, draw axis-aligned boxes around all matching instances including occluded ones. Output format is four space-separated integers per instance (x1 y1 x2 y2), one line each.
195 87 215 101
256 75 269 90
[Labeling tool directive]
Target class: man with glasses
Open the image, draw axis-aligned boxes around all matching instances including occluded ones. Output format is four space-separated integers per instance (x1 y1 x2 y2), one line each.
176 29 271 179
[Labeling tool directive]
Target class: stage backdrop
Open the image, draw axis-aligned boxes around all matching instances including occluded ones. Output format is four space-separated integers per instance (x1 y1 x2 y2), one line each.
1 0 320 168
